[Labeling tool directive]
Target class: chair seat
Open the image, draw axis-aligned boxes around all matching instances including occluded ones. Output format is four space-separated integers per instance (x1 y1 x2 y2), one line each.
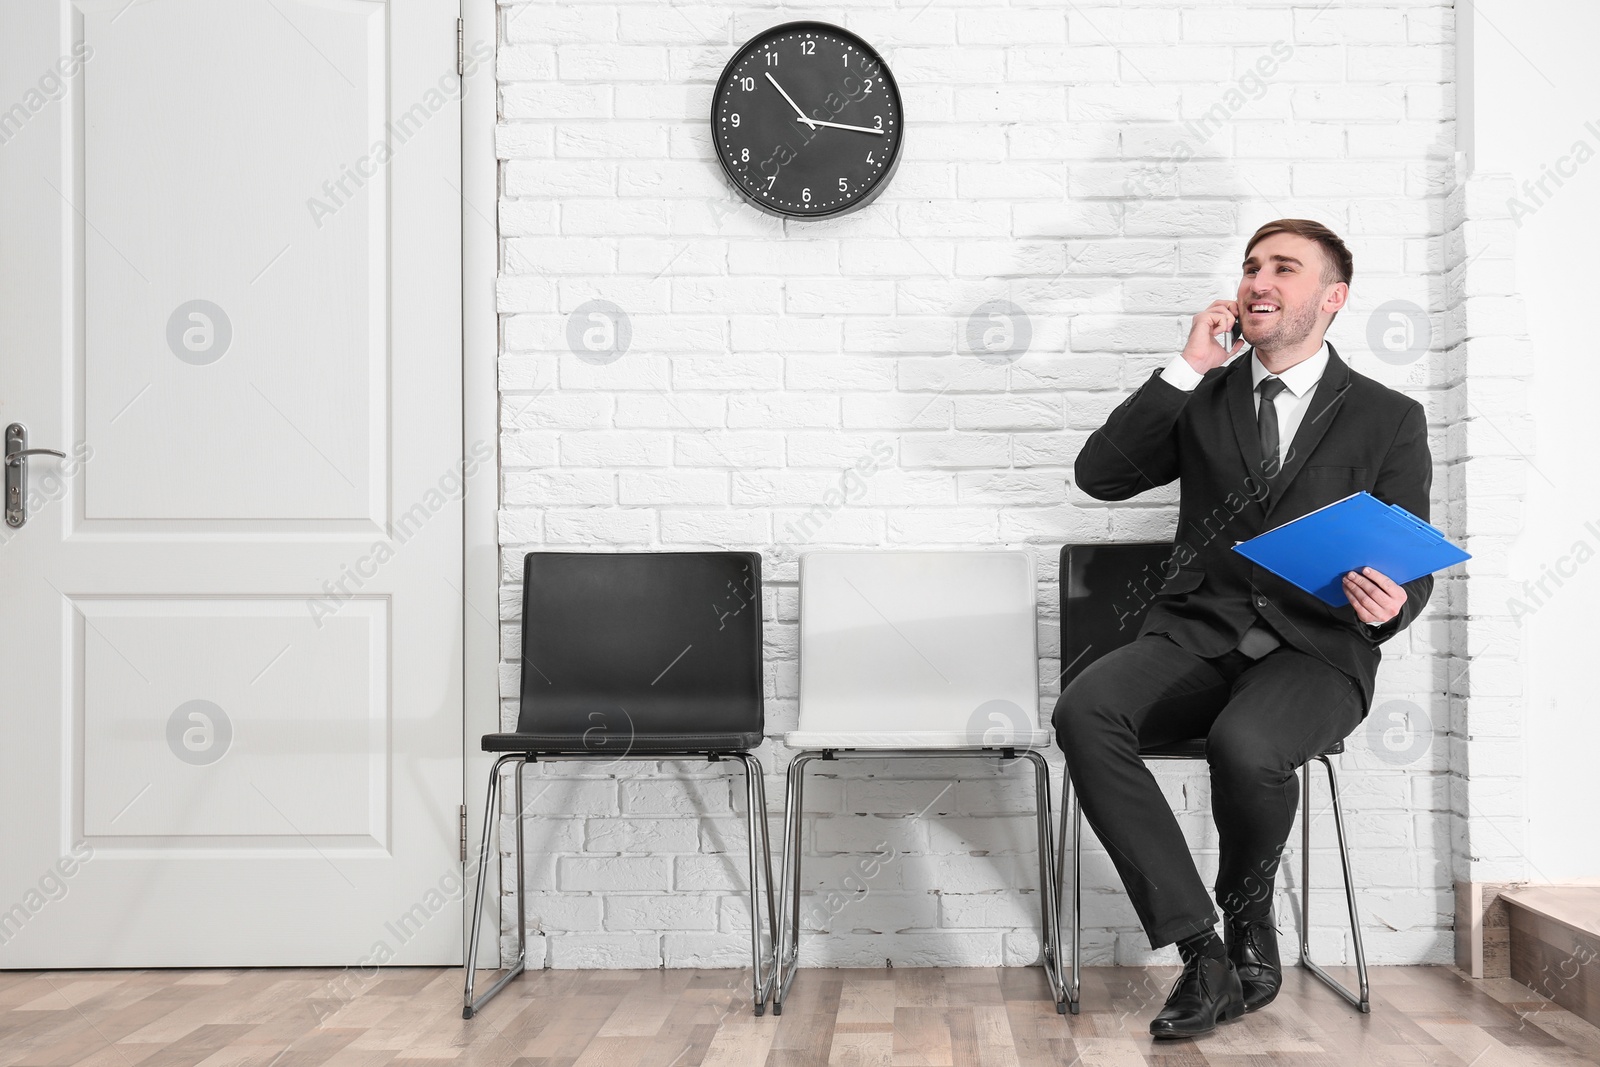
785 728 1052 751
482 731 764 754
1139 737 1346 759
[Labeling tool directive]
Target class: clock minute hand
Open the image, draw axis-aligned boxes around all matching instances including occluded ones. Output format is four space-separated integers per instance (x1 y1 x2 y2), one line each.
806 118 885 136
763 72 815 128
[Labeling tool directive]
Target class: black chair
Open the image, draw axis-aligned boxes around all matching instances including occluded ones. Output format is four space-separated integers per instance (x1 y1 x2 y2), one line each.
1055 543 1370 1014
463 551 777 1019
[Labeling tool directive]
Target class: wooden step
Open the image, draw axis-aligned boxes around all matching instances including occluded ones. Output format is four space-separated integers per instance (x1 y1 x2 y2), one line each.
1504 885 1600 1028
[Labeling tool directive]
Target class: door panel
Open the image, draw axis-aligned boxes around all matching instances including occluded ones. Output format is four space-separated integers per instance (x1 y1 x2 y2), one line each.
81 0 386 522
77 597 387 843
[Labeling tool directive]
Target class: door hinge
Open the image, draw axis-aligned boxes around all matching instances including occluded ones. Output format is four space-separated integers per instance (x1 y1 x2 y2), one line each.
459 803 468 862
456 18 465 77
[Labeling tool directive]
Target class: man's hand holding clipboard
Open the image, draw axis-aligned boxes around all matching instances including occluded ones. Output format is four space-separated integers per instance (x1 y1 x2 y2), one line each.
1232 491 1471 616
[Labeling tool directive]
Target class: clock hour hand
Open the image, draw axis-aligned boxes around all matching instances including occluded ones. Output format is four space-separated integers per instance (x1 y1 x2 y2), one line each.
804 118 885 136
764 72 815 128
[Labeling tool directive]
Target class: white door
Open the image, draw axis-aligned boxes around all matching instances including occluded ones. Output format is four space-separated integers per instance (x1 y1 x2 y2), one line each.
0 0 466 967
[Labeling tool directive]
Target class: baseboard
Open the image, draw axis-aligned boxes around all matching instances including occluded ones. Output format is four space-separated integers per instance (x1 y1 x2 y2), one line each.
1455 880 1520 979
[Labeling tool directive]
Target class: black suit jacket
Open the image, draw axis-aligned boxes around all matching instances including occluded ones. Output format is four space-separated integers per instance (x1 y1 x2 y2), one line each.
1074 342 1432 714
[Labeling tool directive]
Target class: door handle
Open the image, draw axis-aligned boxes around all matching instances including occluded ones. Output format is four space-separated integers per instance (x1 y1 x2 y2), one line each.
4 448 67 465
5 423 67 529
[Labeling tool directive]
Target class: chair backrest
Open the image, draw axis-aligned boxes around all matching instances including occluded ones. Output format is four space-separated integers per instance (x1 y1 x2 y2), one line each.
516 551 763 738
797 550 1038 735
1059 542 1174 690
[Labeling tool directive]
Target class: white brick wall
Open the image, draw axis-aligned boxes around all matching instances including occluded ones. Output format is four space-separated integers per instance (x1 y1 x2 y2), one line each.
494 0 1461 969
1440 166 1532 890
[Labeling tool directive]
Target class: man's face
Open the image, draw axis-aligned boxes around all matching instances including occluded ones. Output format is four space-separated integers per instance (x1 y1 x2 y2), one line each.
1236 233 1344 350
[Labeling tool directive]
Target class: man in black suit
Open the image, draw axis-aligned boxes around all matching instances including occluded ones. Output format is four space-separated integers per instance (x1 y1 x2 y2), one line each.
1054 219 1432 1039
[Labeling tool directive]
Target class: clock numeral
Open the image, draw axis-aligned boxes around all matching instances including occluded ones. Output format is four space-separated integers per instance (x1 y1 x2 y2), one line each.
730 113 740 127
802 40 815 55
741 148 749 162
874 115 883 129
765 51 777 65
802 187 811 203
864 79 874 94
838 178 848 192
867 152 874 164
739 76 754 91
766 175 776 188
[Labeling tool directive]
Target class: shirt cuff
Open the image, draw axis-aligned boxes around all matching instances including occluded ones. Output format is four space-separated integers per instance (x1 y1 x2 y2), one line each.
1159 354 1206 392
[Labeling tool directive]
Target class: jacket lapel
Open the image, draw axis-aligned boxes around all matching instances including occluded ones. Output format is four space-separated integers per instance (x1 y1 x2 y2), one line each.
1262 343 1352 523
1225 354 1265 491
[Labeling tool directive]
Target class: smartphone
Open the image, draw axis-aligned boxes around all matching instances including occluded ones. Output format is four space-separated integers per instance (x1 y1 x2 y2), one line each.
1230 320 1244 349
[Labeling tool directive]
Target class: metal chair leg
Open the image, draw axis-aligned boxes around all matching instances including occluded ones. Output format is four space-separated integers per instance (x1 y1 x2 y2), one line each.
772 752 816 1016
463 755 528 1020
1055 765 1068 923
737 752 777 1015
1022 751 1070 1013
463 750 776 1022
1297 754 1371 1013
515 762 526 970
755 762 778 977
769 748 1078 1020
1068 776 1082 1014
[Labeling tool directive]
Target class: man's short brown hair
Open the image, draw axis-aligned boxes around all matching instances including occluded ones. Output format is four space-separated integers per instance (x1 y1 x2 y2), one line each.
1244 218 1353 325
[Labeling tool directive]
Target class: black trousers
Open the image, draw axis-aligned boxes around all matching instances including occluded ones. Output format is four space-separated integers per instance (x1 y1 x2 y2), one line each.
1051 632 1364 948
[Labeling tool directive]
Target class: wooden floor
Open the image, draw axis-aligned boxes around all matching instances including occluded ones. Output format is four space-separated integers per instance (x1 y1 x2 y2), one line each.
3 963 1599 1066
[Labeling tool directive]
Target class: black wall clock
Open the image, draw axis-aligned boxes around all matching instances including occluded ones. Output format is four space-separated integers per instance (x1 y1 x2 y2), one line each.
711 21 904 219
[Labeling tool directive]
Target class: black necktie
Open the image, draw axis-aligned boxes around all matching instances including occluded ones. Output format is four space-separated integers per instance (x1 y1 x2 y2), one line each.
1257 377 1288 477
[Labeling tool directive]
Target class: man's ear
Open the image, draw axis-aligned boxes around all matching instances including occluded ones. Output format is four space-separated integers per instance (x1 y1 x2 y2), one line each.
1322 281 1349 315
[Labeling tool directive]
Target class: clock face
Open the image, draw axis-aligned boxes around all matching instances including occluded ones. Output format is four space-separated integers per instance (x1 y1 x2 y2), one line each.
711 22 904 219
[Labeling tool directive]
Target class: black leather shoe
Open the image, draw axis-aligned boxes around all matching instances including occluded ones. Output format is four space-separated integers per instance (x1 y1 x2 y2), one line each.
1225 916 1283 1013
1148 954 1245 1039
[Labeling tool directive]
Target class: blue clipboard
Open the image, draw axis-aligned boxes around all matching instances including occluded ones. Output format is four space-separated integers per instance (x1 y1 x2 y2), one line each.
1232 491 1470 607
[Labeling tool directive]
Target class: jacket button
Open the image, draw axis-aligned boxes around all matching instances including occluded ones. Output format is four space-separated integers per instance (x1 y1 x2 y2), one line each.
1254 595 1267 607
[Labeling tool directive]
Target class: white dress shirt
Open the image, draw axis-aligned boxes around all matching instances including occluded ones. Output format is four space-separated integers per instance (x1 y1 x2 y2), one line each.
1158 342 1329 468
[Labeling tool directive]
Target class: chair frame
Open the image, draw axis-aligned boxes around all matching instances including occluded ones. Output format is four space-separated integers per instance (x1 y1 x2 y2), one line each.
463 749 777 1019
773 746 1069 1016
1056 744 1371 1014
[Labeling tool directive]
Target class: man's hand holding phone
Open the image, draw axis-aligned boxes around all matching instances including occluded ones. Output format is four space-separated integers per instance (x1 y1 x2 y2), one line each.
1180 300 1248 375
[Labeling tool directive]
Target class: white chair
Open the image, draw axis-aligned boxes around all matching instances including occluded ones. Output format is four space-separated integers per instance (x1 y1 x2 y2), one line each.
772 549 1069 1014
